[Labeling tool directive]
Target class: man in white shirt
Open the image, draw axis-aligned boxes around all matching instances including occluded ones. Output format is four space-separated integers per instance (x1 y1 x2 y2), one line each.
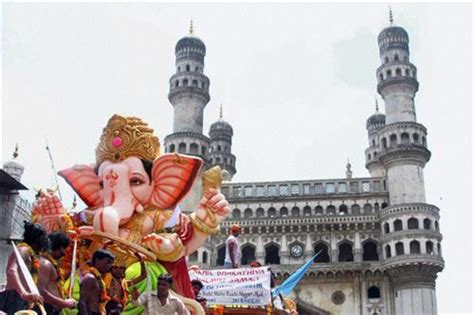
132 274 190 315
224 224 241 268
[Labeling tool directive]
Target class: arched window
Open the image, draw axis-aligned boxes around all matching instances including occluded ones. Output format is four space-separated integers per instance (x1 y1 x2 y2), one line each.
384 222 390 234
379 73 384 81
217 145 222 151
394 54 399 61
265 244 280 265
368 153 372 160
303 206 312 216
314 243 330 263
175 80 179 87
338 242 354 262
201 146 207 156
363 203 373 214
435 221 439 231
395 242 404 255
186 64 190 71
202 251 208 264
374 203 380 212
422 136 427 147
401 132 410 144
387 69 392 77
426 241 434 254
315 206 323 215
195 66 199 72
363 241 379 261
192 79 199 87
244 208 252 219
177 66 181 72
232 209 241 219
241 244 256 266
279 207 288 217
413 133 420 143
394 219 403 231
217 245 225 266
395 68 402 76
437 243 442 256
216 157 221 163
407 218 419 229
351 204 360 215
169 144 175 153
189 143 199 154
405 69 410 76
382 138 387 149
291 207 300 217
372 139 376 146
178 142 186 153
389 134 398 146
385 245 392 258
384 56 389 64
410 240 421 254
327 205 336 215
183 79 189 86
381 202 388 209
339 204 348 215
423 218 432 230
368 286 381 299
256 208 264 218
268 207 277 218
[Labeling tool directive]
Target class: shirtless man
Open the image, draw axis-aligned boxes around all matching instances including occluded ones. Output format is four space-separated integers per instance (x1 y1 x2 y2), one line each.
37 232 76 314
78 250 114 315
0 222 47 314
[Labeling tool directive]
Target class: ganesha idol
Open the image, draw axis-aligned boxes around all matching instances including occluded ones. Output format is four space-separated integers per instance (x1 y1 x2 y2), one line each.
51 114 230 300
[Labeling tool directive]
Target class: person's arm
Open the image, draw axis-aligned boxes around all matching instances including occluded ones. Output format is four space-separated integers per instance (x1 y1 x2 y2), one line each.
127 256 147 287
228 240 238 268
78 275 95 314
37 258 75 309
6 248 43 304
131 288 146 306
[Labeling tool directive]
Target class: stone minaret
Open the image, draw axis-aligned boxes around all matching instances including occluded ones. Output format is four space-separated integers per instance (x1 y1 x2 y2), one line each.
164 21 211 161
373 10 444 315
208 105 237 180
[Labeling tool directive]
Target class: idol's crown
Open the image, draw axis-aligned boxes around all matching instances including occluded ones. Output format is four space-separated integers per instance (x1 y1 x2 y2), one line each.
95 114 160 164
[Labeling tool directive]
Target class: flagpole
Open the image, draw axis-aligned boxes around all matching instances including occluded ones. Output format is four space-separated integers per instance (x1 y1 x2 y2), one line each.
45 137 63 201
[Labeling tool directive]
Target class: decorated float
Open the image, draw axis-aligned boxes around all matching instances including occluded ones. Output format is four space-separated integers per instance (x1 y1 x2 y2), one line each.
17 114 298 315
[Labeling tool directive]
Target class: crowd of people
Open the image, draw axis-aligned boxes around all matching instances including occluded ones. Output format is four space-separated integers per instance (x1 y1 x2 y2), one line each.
0 221 296 315
0 222 195 315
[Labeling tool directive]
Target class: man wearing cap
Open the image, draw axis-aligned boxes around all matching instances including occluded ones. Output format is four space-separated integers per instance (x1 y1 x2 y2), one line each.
224 224 240 269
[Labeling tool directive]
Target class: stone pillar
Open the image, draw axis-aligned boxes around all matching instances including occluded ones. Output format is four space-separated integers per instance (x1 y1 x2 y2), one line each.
256 234 265 264
354 232 362 262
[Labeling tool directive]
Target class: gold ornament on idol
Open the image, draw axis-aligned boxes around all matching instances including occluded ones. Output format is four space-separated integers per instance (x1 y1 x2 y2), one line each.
190 166 223 235
95 114 160 165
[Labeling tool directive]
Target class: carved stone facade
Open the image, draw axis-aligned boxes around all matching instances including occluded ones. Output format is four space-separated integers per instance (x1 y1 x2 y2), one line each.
171 17 444 315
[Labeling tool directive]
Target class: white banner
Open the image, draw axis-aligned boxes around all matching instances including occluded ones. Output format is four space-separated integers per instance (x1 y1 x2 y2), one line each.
189 267 272 306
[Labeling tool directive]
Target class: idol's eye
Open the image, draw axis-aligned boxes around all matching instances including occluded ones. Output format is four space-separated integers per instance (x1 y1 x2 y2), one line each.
130 178 145 186
99 180 104 189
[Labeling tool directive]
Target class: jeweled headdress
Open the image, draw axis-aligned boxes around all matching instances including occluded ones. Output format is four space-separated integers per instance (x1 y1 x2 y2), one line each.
95 114 160 165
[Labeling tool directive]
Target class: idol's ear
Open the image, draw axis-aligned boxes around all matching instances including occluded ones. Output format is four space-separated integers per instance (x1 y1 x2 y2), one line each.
58 164 103 208
149 154 203 209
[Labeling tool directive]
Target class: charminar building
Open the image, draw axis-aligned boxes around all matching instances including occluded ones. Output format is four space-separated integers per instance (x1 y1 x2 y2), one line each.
163 13 444 315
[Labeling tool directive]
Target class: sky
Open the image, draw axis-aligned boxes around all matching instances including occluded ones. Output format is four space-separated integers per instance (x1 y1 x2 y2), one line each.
1 2 472 314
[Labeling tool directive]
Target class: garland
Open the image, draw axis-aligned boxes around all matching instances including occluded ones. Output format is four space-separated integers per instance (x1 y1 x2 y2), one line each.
103 273 129 306
87 266 111 315
17 242 40 284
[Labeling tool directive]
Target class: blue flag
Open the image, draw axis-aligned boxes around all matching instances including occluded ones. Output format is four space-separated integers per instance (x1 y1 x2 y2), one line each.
272 250 322 297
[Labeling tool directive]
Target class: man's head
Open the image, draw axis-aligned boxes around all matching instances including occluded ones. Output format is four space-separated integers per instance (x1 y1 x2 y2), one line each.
23 221 48 253
191 279 204 297
157 274 172 297
48 232 70 260
230 224 241 237
111 265 126 279
249 261 262 268
92 249 115 274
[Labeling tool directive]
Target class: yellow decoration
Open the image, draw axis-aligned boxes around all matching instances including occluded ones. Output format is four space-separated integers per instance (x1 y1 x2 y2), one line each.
95 114 160 165
190 213 220 235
